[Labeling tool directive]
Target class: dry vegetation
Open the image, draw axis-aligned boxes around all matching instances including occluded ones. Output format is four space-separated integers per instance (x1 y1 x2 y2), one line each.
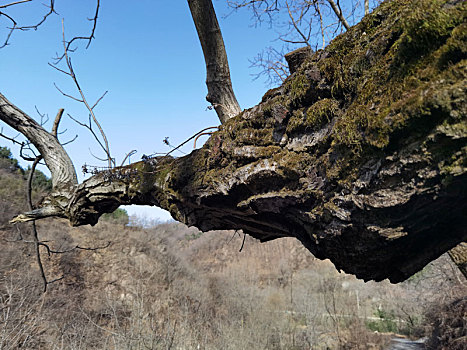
0 150 465 349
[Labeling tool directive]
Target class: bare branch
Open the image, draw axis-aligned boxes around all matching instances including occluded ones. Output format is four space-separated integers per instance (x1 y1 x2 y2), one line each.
315 1 326 48
0 11 17 48
0 127 23 146
187 0 242 123
48 62 72 76
0 92 78 190
51 108 64 136
249 47 289 85
326 0 350 30
39 241 111 255
64 0 100 51
61 134 78 146
193 132 215 148
27 156 48 292
0 0 57 47
0 0 31 9
120 150 137 167
0 0 57 48
91 90 108 110
88 147 109 162
53 83 83 102
68 113 110 162
164 126 218 157
14 0 56 31
283 1 311 46
52 19 113 168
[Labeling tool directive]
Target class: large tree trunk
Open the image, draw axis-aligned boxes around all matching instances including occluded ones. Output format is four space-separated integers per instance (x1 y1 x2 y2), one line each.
2 0 466 282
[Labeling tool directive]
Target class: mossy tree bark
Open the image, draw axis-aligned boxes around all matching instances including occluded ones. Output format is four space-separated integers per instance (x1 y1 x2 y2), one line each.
1 0 466 282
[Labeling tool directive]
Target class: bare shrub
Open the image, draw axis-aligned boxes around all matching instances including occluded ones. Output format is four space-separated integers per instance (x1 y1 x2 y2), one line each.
425 292 466 349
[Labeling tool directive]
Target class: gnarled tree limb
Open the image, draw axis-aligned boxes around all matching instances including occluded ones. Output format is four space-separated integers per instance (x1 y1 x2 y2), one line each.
2 0 466 283
0 93 77 189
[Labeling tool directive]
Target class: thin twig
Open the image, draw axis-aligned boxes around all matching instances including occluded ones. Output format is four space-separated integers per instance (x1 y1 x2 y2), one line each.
326 0 350 30
65 0 100 51
28 156 48 293
0 0 32 9
120 150 137 166
164 127 219 157
39 241 111 255
239 232 246 252
0 128 23 146
193 132 215 148
50 18 112 166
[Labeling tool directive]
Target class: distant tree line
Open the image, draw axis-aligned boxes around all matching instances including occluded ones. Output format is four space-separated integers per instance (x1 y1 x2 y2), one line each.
0 146 51 192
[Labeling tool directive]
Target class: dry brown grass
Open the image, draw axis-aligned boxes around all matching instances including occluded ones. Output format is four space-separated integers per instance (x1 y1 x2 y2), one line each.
0 163 465 349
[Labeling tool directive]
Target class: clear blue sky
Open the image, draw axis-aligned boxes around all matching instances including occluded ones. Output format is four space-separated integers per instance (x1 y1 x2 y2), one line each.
0 0 368 221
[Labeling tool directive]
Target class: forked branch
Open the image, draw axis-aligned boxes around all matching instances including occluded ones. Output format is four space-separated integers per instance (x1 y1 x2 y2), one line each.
0 93 77 190
51 20 113 168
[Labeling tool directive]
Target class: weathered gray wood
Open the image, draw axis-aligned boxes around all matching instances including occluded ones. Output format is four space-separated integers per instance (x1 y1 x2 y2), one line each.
187 0 242 123
0 93 77 189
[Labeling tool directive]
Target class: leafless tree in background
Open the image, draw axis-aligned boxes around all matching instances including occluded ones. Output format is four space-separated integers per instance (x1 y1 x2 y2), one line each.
228 0 381 85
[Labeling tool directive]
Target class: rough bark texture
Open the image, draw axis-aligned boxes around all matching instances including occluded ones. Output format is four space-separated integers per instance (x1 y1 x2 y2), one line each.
448 243 467 280
285 46 313 74
0 93 78 189
5 0 467 282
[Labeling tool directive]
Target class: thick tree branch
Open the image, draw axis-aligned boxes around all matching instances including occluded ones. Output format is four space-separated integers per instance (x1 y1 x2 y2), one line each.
187 0 242 123
3 0 466 283
326 0 350 30
0 93 78 190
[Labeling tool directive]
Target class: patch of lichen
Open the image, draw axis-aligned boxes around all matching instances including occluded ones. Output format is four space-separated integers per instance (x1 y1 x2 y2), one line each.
234 127 275 146
273 150 313 175
306 99 339 129
439 146 467 177
286 99 339 135
437 22 467 69
169 149 212 190
283 72 312 107
393 0 466 74
321 0 465 155
286 109 306 134
130 160 157 194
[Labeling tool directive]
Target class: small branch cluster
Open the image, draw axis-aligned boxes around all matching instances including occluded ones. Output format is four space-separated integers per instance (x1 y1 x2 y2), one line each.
82 164 139 183
0 0 57 48
142 127 219 161
0 108 75 163
250 46 290 85
1 0 100 50
50 18 113 168
228 0 372 85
